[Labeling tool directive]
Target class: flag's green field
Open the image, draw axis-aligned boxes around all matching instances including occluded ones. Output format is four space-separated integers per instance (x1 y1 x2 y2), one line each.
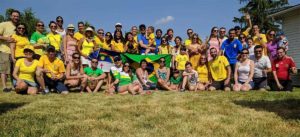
0 90 300 137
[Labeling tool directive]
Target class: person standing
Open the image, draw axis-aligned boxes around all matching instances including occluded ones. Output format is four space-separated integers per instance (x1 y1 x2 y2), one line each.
55 16 66 37
220 28 243 73
47 21 62 59
74 22 85 41
30 21 48 59
0 9 20 92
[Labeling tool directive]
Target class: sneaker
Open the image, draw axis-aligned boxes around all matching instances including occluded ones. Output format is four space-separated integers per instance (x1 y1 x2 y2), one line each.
42 88 50 95
180 88 185 92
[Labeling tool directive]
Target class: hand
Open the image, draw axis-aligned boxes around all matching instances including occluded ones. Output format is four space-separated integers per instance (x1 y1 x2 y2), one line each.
277 83 284 90
245 13 250 20
6 37 15 43
12 58 16 63
224 78 230 86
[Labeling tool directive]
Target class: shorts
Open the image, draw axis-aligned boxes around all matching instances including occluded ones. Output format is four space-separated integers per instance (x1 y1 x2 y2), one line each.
81 56 91 66
13 79 38 87
44 75 68 93
211 80 230 90
253 77 268 90
0 52 10 74
238 81 254 89
270 80 293 91
142 82 157 90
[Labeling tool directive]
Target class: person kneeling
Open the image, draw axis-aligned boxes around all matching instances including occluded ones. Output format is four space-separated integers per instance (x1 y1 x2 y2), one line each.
13 45 39 95
109 62 144 95
82 58 106 93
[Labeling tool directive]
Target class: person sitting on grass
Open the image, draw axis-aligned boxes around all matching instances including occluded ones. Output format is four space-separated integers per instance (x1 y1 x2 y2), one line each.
36 45 68 94
82 58 106 93
12 45 39 95
181 62 199 92
107 56 123 94
271 47 297 92
156 57 172 91
196 55 211 91
109 62 144 95
136 59 157 90
233 48 254 91
208 47 231 91
169 69 182 91
64 53 86 92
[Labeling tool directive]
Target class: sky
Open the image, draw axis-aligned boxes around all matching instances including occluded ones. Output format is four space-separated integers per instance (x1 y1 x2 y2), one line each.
1 0 300 39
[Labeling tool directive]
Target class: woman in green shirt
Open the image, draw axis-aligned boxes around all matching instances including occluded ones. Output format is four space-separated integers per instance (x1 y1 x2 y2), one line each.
111 62 144 95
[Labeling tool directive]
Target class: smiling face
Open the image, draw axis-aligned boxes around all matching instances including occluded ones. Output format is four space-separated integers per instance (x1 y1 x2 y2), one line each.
219 28 226 37
240 49 249 61
78 23 85 33
253 25 260 34
49 22 57 33
200 55 207 65
131 26 138 36
141 61 147 69
159 58 165 67
210 48 218 59
175 37 181 45
277 48 286 59
187 29 193 38
36 22 44 33
212 27 218 36
16 24 26 36
11 12 20 24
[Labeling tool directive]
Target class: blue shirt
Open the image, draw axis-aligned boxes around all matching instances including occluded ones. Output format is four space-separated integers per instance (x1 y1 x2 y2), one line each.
221 39 243 64
137 33 149 53
155 37 161 54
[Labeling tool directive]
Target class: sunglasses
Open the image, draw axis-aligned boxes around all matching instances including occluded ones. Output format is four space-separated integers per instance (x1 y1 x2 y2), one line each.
92 61 98 63
160 60 165 63
17 27 25 30
73 56 80 59
50 25 57 28
220 30 226 33
213 29 219 32
98 32 104 34
255 50 262 53
187 31 193 34
37 24 44 27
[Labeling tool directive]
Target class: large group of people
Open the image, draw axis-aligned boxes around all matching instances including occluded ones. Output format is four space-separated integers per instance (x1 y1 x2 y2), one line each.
0 10 297 95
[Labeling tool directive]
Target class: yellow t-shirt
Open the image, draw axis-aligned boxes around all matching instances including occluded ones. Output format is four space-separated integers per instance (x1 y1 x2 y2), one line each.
0 21 16 53
11 34 30 58
15 58 39 82
47 33 62 51
252 34 268 55
208 56 229 81
184 39 191 47
148 33 156 45
197 65 209 83
252 34 267 46
111 40 125 53
134 35 138 43
38 55 65 78
159 45 171 54
175 54 189 70
94 36 105 48
81 39 95 56
74 32 84 41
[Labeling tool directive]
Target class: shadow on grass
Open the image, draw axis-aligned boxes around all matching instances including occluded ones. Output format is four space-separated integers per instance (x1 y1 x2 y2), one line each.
0 102 27 115
234 99 300 120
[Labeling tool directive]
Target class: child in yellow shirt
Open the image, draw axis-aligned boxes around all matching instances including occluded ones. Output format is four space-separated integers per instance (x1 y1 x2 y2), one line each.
145 26 156 54
175 47 189 72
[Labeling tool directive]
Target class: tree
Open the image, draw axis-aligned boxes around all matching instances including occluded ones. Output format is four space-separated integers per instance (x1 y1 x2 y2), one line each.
233 0 289 33
0 8 40 38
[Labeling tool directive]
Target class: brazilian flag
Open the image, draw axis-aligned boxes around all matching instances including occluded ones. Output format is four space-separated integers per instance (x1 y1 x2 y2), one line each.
121 53 172 83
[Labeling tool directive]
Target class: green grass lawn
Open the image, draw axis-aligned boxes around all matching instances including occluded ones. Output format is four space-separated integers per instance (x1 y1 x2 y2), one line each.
0 89 300 137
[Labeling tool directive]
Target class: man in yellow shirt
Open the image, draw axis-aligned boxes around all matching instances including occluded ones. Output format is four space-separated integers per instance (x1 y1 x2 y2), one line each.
184 29 193 46
208 47 231 91
0 9 20 92
36 45 68 94
74 21 85 41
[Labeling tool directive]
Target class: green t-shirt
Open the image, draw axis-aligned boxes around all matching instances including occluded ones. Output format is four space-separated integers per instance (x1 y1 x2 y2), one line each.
30 31 47 44
170 76 182 84
84 67 103 77
117 71 132 86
